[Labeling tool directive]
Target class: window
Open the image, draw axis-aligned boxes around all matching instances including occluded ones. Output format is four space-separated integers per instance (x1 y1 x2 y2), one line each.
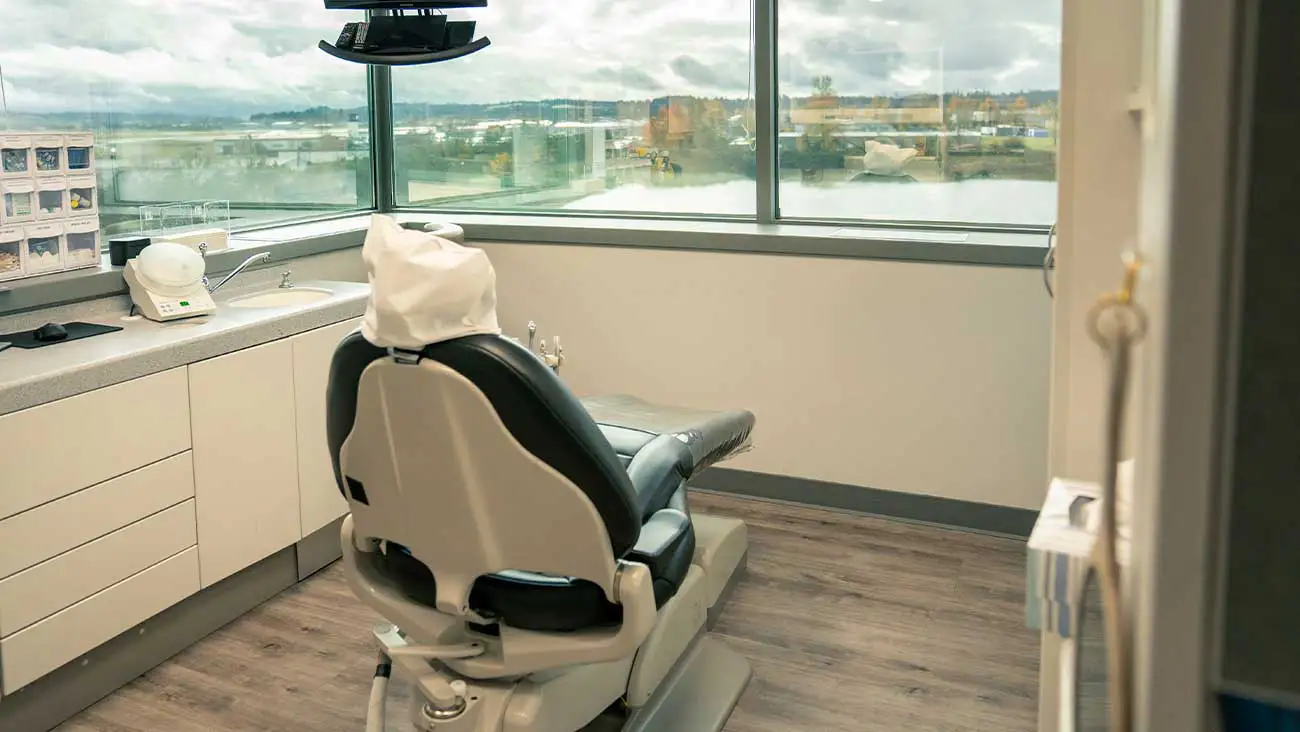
0 1 374 238
391 0 756 216
777 0 1061 226
1 0 1062 249
390 0 1060 229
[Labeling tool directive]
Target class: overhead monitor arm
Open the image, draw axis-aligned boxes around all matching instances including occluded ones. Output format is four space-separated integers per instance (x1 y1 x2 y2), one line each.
319 0 490 67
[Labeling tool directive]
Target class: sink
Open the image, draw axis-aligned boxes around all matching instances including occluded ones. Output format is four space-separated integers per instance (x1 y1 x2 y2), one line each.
227 287 333 309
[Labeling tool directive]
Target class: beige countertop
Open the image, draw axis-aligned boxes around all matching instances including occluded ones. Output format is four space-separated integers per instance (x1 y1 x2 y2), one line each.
0 279 369 417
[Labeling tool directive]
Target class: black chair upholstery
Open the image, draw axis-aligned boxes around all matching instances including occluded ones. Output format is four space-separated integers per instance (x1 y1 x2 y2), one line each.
327 331 696 632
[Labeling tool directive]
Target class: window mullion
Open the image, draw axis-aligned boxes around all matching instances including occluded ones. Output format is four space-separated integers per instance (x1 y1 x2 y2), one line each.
754 0 778 224
367 8 396 213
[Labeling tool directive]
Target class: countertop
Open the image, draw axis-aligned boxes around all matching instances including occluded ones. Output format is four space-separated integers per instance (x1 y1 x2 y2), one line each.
0 279 370 417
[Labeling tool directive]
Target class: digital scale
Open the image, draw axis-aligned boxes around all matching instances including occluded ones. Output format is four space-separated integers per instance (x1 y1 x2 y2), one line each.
123 242 217 322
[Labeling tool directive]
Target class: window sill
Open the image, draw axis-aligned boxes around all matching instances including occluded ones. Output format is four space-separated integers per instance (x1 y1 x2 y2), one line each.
1 210 1048 316
392 211 1049 267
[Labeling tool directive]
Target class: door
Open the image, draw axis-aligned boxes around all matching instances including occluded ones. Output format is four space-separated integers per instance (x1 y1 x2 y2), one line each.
189 340 300 587
292 318 362 538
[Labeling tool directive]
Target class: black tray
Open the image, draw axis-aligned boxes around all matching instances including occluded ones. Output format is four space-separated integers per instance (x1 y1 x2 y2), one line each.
0 322 123 349
319 35 490 65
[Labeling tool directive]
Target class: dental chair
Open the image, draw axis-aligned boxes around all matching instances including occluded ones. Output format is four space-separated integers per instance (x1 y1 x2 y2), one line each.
326 330 754 731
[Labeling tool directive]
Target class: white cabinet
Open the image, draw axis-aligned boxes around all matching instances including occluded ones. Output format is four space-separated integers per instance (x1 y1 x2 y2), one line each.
189 340 301 588
292 318 361 537
0 316 363 694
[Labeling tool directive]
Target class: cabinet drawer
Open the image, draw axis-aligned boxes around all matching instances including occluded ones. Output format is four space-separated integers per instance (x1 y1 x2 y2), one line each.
0 500 196 637
0 368 191 520
0 546 199 694
0 452 194 580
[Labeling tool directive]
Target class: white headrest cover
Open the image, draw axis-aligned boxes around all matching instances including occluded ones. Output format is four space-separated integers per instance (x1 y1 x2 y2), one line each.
361 214 501 349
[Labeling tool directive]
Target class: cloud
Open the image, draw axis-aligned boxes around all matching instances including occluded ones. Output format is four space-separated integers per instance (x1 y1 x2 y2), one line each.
669 56 748 91
0 0 1059 115
593 66 666 93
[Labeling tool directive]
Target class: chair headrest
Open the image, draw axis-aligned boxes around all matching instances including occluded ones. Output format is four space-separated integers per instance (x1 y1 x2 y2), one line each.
361 214 501 350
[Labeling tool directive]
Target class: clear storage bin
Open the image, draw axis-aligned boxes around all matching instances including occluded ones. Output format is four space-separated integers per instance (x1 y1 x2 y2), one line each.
0 134 32 178
35 176 68 219
32 135 64 175
1 179 36 224
24 222 64 274
0 225 23 281
64 217 101 270
66 174 96 213
64 133 95 173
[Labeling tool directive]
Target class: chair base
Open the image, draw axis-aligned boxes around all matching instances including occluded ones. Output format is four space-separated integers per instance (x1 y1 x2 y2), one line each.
689 513 748 627
582 636 753 732
368 513 751 731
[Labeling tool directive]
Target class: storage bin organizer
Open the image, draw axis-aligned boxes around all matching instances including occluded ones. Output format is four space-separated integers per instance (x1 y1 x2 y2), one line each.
31 135 64 175
67 174 96 213
2 179 35 225
1 134 32 177
25 222 64 273
0 225 22 281
64 218 101 269
0 131 104 280
64 133 96 173
36 177 68 219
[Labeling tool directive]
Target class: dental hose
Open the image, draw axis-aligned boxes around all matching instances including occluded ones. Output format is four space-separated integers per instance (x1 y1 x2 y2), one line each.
1087 252 1146 732
366 651 392 732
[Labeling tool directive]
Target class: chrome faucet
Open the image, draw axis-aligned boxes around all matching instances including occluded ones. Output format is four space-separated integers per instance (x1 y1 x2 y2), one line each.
207 252 272 294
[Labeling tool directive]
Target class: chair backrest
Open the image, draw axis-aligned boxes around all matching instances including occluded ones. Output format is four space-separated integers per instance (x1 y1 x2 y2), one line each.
326 332 642 616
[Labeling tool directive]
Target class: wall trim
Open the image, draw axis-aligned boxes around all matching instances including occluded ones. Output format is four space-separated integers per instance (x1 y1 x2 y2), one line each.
691 467 1036 539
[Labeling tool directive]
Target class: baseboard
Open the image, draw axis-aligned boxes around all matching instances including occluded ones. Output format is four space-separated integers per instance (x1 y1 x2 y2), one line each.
0 548 299 732
296 516 345 580
691 467 1036 538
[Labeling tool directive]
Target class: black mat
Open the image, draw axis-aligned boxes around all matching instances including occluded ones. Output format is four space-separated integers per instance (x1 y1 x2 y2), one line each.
0 322 123 349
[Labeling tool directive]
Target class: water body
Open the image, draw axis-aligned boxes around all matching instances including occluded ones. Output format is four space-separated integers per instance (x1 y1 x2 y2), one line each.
566 178 1057 226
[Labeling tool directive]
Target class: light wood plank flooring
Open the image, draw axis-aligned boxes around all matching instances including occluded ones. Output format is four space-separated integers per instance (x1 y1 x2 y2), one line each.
59 492 1038 732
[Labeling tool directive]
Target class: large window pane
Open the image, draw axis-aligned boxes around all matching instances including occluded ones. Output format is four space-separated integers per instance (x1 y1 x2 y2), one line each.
777 0 1061 226
392 0 755 216
0 2 373 238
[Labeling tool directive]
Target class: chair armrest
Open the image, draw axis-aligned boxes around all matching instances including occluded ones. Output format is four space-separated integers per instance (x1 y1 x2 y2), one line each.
626 509 691 573
624 434 694 519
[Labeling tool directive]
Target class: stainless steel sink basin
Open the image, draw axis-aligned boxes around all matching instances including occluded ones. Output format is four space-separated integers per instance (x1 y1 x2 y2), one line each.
226 287 333 309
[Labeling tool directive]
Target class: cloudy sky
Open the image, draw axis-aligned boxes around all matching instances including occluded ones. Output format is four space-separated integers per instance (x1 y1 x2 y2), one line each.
0 0 1059 116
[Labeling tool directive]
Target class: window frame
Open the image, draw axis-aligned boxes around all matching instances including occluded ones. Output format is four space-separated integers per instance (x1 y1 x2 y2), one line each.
374 0 1055 262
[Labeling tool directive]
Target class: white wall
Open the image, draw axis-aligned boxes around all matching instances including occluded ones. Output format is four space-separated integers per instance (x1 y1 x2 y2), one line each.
478 242 1052 509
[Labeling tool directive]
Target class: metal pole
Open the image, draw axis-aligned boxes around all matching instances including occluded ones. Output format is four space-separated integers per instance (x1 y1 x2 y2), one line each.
754 0 778 224
939 46 950 179
367 9 396 212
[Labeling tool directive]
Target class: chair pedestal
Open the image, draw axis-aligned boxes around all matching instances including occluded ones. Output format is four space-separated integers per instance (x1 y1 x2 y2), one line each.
689 514 749 628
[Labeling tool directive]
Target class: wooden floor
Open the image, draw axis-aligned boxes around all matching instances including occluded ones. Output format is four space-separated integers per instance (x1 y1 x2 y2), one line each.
59 493 1039 732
